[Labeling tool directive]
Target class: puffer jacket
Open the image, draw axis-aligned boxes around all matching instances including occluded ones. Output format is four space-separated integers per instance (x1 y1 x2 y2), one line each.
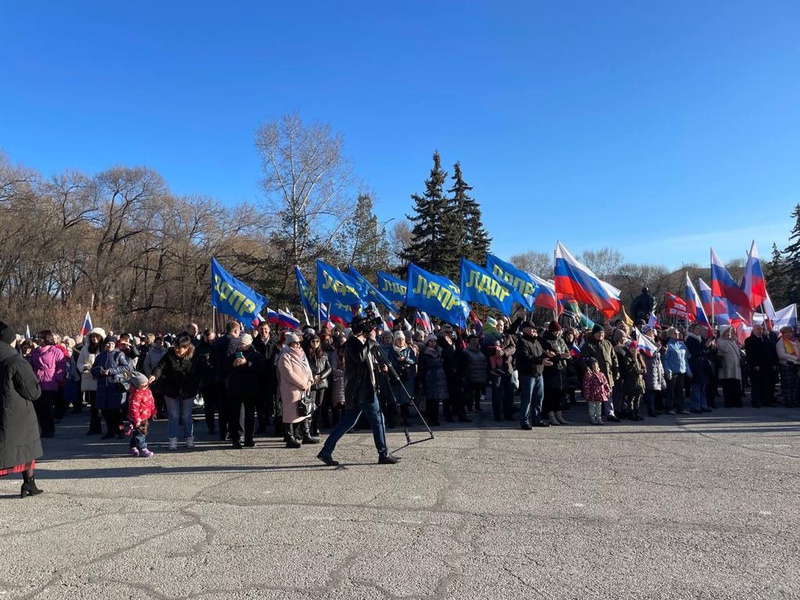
419 346 448 400
28 344 68 392
150 346 200 400
619 349 646 395
463 345 488 385
644 351 666 391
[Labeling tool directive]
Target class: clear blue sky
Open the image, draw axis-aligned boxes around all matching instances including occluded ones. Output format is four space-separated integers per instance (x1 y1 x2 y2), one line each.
2 1 799 271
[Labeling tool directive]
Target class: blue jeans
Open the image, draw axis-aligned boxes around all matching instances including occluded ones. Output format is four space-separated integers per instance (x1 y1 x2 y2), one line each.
490 373 514 418
130 427 148 451
519 374 544 425
690 383 708 411
321 395 388 458
166 395 194 439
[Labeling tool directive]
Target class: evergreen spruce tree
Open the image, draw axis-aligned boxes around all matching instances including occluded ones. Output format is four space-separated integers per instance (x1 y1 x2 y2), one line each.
342 192 390 280
766 243 786 307
782 203 800 306
400 152 453 277
449 161 491 265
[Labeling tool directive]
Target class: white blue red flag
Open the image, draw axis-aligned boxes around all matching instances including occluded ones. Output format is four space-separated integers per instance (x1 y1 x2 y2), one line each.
278 309 301 330
530 273 558 311
80 311 93 337
685 273 710 329
554 242 620 319
710 248 751 319
634 328 658 357
741 240 768 310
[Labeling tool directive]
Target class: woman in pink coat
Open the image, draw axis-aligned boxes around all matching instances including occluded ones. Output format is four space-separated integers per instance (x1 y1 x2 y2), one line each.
277 332 317 448
28 330 68 438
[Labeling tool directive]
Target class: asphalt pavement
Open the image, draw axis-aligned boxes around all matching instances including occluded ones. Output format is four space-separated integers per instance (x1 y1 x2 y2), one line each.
1 401 799 599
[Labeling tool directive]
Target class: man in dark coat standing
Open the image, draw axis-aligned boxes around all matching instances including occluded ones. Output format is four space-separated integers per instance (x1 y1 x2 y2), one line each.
0 322 44 497
745 324 779 407
252 320 280 435
210 321 241 441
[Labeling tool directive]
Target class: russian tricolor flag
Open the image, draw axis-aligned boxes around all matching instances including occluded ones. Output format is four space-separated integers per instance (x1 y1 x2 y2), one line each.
80 311 93 337
554 242 620 319
742 240 768 310
634 328 658 357
278 309 301 330
685 274 710 330
385 312 395 330
265 308 280 325
710 248 751 318
530 273 558 311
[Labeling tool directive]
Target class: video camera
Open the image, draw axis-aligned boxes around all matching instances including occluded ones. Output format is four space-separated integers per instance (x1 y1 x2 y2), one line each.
350 314 383 336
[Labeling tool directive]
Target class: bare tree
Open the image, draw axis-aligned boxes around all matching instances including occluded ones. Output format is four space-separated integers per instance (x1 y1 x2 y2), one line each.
579 247 624 279
509 250 552 278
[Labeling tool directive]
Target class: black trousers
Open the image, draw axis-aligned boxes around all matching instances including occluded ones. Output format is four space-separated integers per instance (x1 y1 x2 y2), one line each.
443 372 464 418
84 390 102 433
229 395 256 444
36 390 58 436
721 379 742 407
750 369 772 406
201 384 218 432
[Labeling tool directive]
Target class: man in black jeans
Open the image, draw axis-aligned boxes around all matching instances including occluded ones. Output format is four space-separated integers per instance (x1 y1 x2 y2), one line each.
317 316 399 467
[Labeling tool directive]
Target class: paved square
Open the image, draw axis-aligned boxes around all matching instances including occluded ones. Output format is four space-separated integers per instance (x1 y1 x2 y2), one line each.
2 406 799 599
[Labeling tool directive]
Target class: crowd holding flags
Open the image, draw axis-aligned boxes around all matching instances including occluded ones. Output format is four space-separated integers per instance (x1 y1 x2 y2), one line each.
208 237 796 336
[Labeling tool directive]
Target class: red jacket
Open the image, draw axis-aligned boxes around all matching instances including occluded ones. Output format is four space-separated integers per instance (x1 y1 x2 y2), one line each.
582 370 611 403
127 387 156 425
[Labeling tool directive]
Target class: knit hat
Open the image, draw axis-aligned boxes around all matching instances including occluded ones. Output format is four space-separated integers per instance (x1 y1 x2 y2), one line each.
520 321 535 330
90 327 107 339
103 335 118 345
239 333 253 347
548 321 562 332
0 321 15 345
284 332 300 345
425 334 438 344
485 316 497 327
130 372 149 389
592 324 604 335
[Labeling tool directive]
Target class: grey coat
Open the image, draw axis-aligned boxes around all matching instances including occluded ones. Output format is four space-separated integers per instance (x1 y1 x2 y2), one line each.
0 342 42 469
716 338 742 381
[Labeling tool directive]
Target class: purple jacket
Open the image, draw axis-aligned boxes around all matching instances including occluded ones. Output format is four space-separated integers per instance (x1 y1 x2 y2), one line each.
28 345 68 392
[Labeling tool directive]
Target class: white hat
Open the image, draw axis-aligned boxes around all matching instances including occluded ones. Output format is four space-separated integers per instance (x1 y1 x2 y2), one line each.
90 327 106 339
239 333 253 347
284 332 300 344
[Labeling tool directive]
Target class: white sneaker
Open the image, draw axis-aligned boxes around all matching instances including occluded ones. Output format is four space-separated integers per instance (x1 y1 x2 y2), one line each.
168 437 178 451
186 436 195 450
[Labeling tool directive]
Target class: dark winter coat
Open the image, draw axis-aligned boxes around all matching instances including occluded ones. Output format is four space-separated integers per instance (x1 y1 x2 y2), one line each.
150 346 200 400
685 333 713 386
463 345 488 385
0 342 42 469
515 333 547 377
541 332 569 390
619 349 646 396
581 338 619 385
253 335 280 393
91 350 130 410
307 352 332 391
211 334 239 385
419 346 449 400
227 346 265 399
195 338 216 389
344 335 378 410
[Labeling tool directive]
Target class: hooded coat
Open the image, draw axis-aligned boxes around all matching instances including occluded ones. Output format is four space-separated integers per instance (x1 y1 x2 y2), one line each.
91 350 130 410
0 342 42 469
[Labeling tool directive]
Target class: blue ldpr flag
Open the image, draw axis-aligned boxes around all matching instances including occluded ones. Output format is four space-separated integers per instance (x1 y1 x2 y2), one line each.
376 271 408 306
485 254 537 311
405 264 469 326
348 266 399 312
211 258 269 322
460 258 514 316
316 260 364 308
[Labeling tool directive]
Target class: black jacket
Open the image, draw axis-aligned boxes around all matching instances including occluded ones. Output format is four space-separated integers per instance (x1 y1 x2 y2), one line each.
151 347 200 400
211 334 239 385
195 339 216 389
344 335 377 409
252 335 280 391
515 333 547 377
0 342 42 469
226 346 265 398
308 352 332 390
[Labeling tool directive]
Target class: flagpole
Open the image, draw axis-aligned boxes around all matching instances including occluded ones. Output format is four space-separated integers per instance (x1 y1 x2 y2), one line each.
212 306 216 333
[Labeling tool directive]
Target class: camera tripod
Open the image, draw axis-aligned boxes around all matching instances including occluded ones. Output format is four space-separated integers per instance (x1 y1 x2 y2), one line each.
367 340 434 455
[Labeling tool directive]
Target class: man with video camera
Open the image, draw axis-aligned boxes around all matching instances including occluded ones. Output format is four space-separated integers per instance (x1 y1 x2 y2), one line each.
316 315 400 467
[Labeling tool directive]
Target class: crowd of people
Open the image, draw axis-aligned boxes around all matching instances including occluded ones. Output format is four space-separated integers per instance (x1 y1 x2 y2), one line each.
1 307 799 496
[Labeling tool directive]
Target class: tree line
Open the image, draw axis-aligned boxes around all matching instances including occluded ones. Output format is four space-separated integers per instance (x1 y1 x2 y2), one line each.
1 112 797 333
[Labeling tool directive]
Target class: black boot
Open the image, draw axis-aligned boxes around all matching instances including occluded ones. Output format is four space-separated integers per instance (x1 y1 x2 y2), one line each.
285 423 301 449
20 476 43 498
301 419 320 444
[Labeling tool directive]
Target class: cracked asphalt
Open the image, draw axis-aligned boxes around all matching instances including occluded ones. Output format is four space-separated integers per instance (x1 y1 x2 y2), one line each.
1 404 799 599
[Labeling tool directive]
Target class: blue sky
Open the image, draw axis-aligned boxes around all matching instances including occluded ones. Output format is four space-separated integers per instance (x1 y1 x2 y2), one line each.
2 1 799 271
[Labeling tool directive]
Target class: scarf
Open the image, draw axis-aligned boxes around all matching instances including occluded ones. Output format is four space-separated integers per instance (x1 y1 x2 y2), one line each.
782 336 800 359
284 345 313 379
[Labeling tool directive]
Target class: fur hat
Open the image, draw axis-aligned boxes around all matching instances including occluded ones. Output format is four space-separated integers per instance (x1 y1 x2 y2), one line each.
284 332 300 345
90 327 107 339
425 334 438 344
